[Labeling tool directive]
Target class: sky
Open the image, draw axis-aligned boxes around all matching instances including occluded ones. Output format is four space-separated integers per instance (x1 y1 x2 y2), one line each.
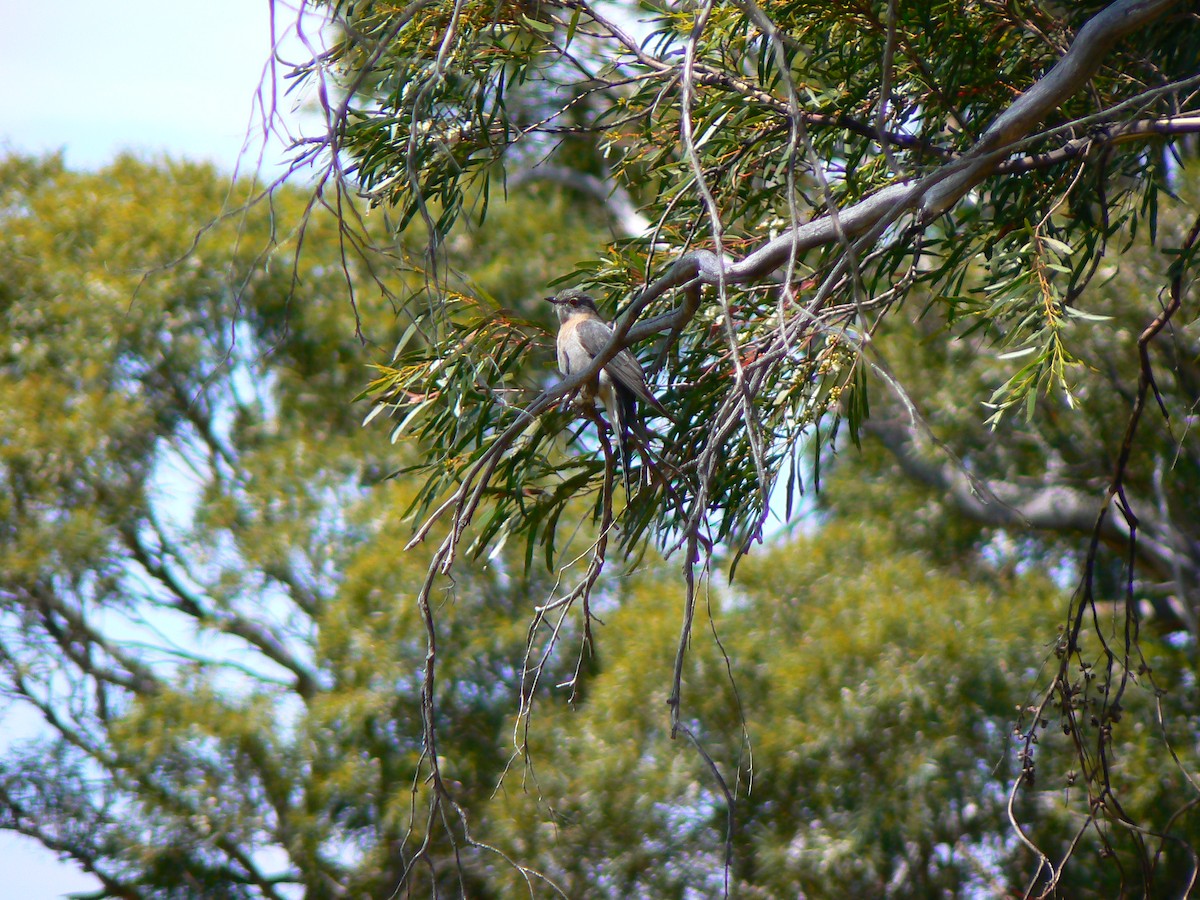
0 2 322 895
2 0 316 173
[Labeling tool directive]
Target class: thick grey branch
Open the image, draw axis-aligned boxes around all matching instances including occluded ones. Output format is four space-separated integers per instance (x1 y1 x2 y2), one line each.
869 416 1199 621
624 0 1183 337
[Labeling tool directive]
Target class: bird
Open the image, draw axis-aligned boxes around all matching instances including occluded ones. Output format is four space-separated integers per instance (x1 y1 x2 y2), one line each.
547 288 666 492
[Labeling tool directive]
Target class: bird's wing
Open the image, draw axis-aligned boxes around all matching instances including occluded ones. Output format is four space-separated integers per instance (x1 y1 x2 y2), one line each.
574 315 617 357
575 318 666 414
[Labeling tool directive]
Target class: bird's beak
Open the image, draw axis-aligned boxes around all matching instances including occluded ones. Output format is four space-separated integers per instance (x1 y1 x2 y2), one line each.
544 295 560 305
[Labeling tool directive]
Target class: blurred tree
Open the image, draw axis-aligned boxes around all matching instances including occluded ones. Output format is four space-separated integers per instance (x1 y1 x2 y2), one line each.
0 154 601 898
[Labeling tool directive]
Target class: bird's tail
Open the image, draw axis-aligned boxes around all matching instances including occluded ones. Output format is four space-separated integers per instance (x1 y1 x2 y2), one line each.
614 390 635 496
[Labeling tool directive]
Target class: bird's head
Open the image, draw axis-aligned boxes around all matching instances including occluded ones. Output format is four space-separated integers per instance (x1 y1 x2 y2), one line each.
546 288 599 322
